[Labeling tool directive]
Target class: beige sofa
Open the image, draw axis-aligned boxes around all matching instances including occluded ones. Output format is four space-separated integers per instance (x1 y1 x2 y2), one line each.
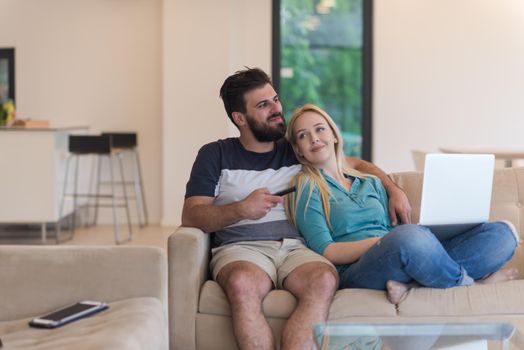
0 246 168 350
169 167 524 349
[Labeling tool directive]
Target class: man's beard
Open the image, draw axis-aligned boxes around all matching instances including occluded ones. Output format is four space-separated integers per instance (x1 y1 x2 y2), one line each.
246 112 287 142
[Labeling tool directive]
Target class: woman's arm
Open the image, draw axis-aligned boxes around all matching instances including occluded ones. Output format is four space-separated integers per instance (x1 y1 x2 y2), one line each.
294 185 380 265
323 238 380 265
294 187 337 256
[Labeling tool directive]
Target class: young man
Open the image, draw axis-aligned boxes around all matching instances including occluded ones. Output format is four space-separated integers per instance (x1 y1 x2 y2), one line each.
182 68 411 349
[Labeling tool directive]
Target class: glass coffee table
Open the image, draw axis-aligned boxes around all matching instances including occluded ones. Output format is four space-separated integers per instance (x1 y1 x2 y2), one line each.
313 323 515 350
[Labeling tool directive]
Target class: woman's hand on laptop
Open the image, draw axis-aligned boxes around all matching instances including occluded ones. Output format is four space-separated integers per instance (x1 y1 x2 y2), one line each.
388 187 412 225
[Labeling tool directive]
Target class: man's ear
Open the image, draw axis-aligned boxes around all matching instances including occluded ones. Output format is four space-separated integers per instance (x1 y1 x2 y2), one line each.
232 112 246 127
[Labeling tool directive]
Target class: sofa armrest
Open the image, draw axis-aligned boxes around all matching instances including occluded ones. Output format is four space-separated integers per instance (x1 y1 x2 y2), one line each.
0 245 166 322
168 226 210 350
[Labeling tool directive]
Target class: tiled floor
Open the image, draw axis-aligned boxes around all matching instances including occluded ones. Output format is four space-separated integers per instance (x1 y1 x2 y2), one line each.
0 224 176 250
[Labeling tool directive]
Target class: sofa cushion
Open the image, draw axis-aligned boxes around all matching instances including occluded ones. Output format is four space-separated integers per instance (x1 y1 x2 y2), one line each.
328 288 397 319
199 281 396 319
0 297 167 350
199 281 298 318
398 280 524 316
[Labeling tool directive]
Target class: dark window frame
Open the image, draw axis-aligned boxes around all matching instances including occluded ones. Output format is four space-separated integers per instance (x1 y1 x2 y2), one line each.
271 0 373 161
0 48 16 103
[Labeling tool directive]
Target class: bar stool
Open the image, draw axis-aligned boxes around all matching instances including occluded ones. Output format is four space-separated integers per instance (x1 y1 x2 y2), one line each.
59 135 132 244
98 132 148 227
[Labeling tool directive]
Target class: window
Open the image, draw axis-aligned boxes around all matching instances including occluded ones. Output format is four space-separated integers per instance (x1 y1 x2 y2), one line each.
0 48 15 103
272 0 372 159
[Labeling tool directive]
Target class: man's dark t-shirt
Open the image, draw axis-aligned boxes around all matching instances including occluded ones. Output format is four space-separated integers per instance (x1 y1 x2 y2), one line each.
185 138 302 247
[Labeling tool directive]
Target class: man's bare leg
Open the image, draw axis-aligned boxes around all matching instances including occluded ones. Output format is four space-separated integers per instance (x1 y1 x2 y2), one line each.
281 262 338 350
217 261 274 350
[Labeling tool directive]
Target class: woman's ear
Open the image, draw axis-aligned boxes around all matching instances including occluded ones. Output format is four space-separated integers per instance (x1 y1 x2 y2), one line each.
232 112 246 127
334 138 338 143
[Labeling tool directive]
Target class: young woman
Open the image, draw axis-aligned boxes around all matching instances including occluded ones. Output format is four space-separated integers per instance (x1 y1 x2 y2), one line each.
285 103 519 304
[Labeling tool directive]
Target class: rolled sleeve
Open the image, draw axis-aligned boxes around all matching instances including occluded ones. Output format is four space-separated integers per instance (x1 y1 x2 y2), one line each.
295 185 334 255
369 176 392 229
185 143 221 198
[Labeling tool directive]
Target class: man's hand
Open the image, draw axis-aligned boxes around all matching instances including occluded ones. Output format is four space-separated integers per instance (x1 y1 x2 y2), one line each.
388 187 412 226
239 188 283 220
182 188 284 233
345 157 412 226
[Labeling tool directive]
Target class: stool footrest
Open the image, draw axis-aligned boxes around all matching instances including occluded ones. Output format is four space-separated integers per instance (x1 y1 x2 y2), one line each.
87 204 129 208
63 194 114 198
98 181 137 186
64 194 139 201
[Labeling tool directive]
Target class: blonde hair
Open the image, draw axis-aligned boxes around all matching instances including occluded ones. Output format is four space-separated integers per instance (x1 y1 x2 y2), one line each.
285 104 365 228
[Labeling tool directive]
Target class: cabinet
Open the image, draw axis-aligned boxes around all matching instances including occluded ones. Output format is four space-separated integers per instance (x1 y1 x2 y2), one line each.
0 127 88 241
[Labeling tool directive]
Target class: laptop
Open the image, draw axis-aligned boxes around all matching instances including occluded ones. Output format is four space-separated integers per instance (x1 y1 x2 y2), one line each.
418 153 495 241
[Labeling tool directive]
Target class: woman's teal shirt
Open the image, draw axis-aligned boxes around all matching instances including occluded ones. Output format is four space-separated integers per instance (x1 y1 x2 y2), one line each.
294 171 392 272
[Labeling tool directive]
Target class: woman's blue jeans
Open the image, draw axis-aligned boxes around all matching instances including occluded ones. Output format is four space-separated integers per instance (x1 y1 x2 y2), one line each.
339 222 518 290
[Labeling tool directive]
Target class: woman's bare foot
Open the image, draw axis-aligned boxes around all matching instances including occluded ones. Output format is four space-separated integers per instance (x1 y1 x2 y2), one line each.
478 267 519 284
386 280 410 304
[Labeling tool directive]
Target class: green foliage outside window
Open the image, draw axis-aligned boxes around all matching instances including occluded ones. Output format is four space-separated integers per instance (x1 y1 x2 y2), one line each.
280 0 364 157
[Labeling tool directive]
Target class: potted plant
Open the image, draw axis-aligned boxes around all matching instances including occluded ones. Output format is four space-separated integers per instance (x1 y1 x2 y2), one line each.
0 99 15 126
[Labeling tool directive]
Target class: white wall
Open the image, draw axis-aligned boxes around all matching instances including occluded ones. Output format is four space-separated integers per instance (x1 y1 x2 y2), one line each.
162 0 524 225
4 1 524 226
0 0 162 224
161 0 271 226
374 0 524 172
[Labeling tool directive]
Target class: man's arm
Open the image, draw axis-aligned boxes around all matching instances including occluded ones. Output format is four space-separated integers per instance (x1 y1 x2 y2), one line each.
181 188 283 233
346 157 412 225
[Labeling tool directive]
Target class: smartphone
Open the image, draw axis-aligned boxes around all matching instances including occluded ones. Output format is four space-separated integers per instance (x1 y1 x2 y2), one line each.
273 186 296 196
28 301 108 328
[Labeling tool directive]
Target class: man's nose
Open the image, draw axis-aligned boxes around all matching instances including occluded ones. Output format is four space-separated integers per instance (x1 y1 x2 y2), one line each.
268 100 281 111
